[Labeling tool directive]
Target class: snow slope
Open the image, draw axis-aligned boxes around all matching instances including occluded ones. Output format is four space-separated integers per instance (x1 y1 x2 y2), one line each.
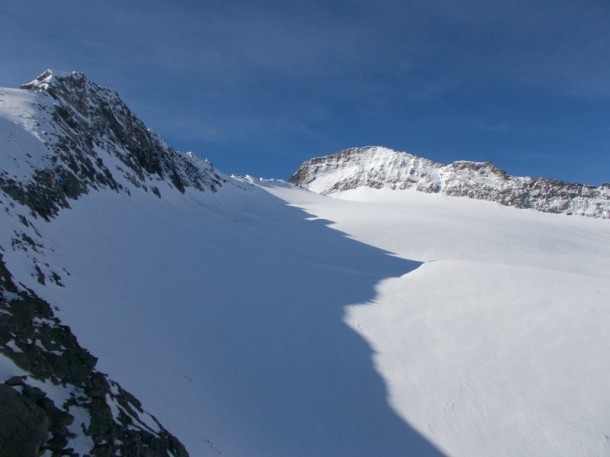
25 182 445 457
2 70 610 457
265 183 610 457
1 71 440 456
21 174 610 457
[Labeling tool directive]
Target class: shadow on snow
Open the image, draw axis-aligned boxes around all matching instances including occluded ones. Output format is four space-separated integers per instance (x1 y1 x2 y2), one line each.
45 186 446 457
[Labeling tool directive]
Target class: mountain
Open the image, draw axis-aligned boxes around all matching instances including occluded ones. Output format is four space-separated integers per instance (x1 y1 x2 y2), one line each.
0 254 188 457
1 70 610 457
290 146 610 218
0 69 224 456
0 70 443 457
1 69 222 221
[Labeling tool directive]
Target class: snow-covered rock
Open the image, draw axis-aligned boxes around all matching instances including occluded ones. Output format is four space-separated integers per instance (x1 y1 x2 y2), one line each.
0 254 188 457
0 70 231 456
1 69 224 220
290 146 610 218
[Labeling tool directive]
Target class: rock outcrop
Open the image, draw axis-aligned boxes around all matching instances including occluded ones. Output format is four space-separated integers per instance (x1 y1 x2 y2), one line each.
1 70 224 220
0 70 225 455
290 146 610 218
0 254 189 457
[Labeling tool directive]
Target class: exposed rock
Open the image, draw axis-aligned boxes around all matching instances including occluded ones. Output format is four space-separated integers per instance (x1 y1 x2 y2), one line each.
0 69 224 220
290 146 610 218
0 383 49 457
0 70 228 456
0 254 189 456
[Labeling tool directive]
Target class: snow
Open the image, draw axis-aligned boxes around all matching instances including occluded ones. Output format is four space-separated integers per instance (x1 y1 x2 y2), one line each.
4 176 604 457
0 87 55 177
293 146 610 218
24 183 431 457
0 354 28 381
2 77 610 457
4 340 22 353
2 155 609 456
264 184 610 457
303 146 426 194
106 381 162 434
23 69 76 90
66 405 95 454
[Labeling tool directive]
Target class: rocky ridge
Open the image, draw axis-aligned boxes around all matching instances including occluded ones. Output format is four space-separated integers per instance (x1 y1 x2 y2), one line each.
0 69 230 296
0 70 235 455
0 254 189 457
1 69 224 220
290 146 610 218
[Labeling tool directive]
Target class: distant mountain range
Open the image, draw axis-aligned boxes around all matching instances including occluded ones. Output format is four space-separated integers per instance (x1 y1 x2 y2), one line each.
290 146 610 218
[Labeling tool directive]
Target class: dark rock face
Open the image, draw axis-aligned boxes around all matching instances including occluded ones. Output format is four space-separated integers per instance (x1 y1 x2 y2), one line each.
0 255 189 457
0 70 226 455
289 146 610 218
0 70 224 220
0 383 49 457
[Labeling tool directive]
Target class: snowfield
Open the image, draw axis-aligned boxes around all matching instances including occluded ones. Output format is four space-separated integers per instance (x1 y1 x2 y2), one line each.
17 178 609 457
265 184 610 457
22 181 438 457
2 72 610 457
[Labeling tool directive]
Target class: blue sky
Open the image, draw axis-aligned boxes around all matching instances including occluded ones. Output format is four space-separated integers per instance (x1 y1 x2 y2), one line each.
1 0 609 184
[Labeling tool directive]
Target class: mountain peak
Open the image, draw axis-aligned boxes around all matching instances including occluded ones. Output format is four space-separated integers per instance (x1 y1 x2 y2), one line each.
290 146 610 218
21 69 122 110
21 69 91 93
1 70 224 220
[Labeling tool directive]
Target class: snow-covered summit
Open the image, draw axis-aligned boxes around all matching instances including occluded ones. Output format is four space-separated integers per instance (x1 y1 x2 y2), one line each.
0 69 224 219
290 146 610 218
21 69 82 91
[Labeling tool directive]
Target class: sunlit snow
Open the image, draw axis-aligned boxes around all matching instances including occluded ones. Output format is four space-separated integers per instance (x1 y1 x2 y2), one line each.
2 74 610 457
